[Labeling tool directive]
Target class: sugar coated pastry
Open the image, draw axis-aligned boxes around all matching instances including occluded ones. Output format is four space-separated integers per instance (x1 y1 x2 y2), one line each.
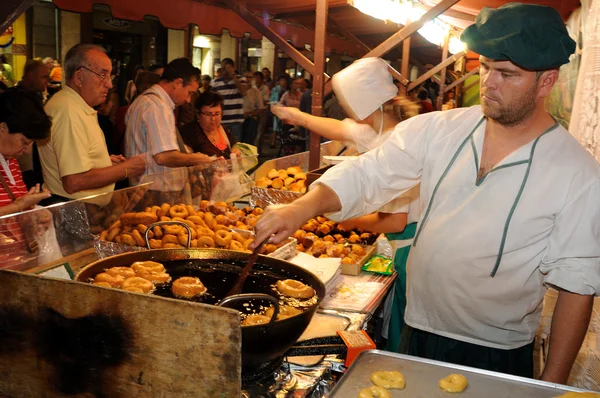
370 371 405 389
357 386 391 398
439 374 468 393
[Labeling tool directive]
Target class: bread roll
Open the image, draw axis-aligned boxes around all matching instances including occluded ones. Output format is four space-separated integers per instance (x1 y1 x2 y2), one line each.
267 168 279 179
271 177 284 189
284 177 295 187
278 170 289 180
255 177 272 188
295 172 307 180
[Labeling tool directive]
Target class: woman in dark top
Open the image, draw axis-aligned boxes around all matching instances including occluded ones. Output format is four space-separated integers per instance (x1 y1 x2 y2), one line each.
180 91 241 159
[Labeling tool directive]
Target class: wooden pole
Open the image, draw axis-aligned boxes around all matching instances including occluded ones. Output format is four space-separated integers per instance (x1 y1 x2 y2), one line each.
363 0 460 59
437 33 450 110
310 0 329 170
222 0 318 75
401 37 411 96
407 50 466 91
0 0 33 37
445 67 478 93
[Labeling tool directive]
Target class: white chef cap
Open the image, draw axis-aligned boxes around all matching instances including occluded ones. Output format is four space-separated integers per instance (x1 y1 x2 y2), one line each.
332 57 398 121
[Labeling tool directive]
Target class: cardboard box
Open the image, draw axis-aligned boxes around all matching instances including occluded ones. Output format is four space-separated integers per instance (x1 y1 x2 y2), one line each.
340 245 376 276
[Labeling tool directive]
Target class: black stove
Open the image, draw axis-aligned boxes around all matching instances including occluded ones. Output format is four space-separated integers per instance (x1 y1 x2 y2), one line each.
242 357 297 397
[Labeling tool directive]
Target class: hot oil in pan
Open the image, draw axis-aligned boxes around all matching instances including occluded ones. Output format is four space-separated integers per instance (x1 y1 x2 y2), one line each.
152 259 316 313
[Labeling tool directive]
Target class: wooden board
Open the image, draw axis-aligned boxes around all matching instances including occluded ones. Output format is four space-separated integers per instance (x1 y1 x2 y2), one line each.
0 270 241 397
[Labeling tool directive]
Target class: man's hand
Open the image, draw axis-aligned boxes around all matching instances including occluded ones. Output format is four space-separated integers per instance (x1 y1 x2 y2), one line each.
190 153 219 165
271 105 304 125
110 154 127 165
251 204 309 248
231 148 242 157
16 184 51 210
122 154 147 178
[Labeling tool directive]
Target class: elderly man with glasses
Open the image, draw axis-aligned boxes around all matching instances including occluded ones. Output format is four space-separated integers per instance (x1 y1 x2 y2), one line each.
38 44 146 204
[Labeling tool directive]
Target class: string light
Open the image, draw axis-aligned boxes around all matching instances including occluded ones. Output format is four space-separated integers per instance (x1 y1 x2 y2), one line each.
350 0 466 54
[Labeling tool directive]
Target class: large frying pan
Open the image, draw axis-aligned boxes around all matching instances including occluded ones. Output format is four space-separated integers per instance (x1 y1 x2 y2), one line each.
76 248 326 370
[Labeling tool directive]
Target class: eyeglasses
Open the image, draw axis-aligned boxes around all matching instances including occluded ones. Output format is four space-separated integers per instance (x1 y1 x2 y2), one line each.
78 66 113 83
199 111 222 118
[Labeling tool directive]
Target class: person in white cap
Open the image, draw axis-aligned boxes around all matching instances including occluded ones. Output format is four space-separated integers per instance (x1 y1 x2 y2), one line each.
272 57 420 351
255 3 600 383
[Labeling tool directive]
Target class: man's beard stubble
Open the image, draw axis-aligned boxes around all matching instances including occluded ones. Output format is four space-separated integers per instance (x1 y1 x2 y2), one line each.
481 83 538 127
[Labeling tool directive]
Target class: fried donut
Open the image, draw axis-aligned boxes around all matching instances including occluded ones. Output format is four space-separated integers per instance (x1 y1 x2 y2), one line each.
171 216 186 223
276 279 315 299
162 243 182 248
160 216 171 222
252 207 264 216
187 215 206 227
171 276 207 299
99 230 108 241
169 205 189 219
163 225 183 235
371 371 405 389
352 244 367 256
301 222 317 232
157 203 171 217
106 227 121 242
131 229 145 246
439 374 468 393
106 267 136 279
229 240 244 251
243 239 254 250
197 227 215 238
108 220 122 231
197 236 215 248
121 233 137 246
137 224 152 238
214 230 233 247
293 230 306 241
199 200 211 211
242 314 271 326
92 281 112 288
323 235 335 243
348 234 362 243
131 261 165 274
263 243 278 254
94 272 125 288
245 214 258 227
231 232 246 244
266 305 302 320
316 224 331 235
152 226 163 239
150 205 161 216
358 386 391 398
204 213 217 229
122 277 154 294
185 205 196 216
149 239 162 249
162 234 180 245
212 201 228 215
215 214 229 225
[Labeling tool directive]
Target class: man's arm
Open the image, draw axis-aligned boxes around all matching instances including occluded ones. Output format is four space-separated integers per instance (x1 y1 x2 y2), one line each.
253 184 341 246
541 289 593 384
62 155 146 194
154 150 214 167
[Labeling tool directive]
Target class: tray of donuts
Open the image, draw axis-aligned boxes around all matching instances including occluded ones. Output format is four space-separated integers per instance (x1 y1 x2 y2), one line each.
251 166 307 207
94 201 282 258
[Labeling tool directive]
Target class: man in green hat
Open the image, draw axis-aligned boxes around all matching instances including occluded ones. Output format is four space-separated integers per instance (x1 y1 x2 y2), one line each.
253 3 599 383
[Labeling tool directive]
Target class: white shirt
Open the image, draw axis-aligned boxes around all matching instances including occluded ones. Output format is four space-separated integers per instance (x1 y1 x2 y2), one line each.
342 118 419 220
316 106 600 349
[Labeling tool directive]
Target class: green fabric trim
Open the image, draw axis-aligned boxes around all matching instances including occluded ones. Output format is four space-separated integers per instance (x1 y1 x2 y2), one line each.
489 121 559 277
476 160 529 186
470 135 479 180
414 117 486 246
385 222 418 241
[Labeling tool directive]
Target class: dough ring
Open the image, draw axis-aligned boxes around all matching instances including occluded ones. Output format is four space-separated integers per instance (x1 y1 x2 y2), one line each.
276 279 315 299
370 371 405 389
105 267 136 279
439 374 468 393
169 204 189 219
122 277 154 294
357 386 391 398
214 230 233 247
171 276 207 299
131 261 165 274
241 314 271 326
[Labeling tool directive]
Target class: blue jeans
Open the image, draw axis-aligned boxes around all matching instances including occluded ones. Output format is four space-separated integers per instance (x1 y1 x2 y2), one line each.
224 122 243 142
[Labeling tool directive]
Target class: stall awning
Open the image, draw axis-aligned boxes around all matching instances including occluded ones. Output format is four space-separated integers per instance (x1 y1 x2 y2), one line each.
52 0 367 56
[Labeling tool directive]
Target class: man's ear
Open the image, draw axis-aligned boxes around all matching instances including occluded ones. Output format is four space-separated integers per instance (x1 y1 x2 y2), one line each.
537 69 559 98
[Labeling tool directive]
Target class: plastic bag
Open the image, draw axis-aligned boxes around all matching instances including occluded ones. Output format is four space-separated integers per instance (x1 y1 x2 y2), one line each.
209 157 254 203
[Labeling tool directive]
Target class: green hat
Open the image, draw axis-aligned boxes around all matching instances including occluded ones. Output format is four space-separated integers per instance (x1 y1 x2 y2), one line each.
460 2 576 70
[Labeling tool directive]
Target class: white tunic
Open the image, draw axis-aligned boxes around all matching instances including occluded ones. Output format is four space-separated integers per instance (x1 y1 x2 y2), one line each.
316 106 600 349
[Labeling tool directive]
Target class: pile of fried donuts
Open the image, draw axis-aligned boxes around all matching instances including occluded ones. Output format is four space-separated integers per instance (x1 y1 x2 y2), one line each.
358 371 468 397
292 216 376 263
92 261 171 294
241 278 315 327
255 166 307 193
98 201 284 254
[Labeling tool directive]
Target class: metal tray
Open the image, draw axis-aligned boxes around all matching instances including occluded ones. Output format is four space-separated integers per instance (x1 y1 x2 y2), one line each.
331 350 589 397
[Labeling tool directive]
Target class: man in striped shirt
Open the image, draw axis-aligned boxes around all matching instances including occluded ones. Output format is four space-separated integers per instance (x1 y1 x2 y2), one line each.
210 58 244 141
125 58 215 189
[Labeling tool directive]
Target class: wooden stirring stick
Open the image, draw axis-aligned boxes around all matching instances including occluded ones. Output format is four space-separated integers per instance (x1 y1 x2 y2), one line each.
226 238 267 297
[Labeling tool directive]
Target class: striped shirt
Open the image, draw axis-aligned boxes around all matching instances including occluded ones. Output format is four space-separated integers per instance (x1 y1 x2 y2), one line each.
125 84 184 190
211 77 244 124
0 158 27 265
